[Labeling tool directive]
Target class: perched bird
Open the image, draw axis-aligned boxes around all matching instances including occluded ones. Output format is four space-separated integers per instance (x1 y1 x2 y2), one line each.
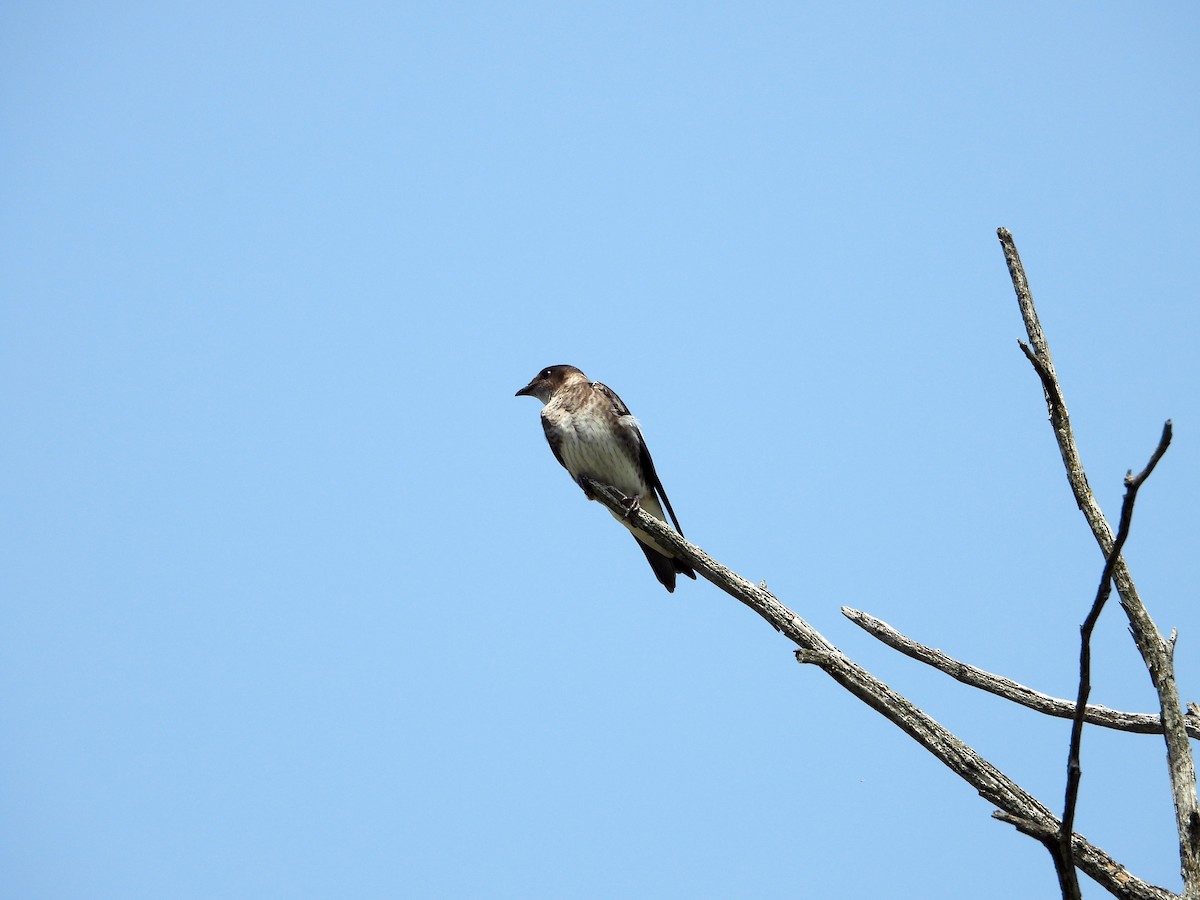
515 365 697 592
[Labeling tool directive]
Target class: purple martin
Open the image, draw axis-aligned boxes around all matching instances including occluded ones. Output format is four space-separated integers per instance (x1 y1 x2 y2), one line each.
515 365 697 592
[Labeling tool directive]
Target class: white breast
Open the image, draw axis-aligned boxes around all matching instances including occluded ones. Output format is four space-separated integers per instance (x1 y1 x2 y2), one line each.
543 401 675 555
555 410 644 497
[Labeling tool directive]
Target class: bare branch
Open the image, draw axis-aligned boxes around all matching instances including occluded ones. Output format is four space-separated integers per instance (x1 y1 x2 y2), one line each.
999 226 1199 897
842 607 1200 739
583 477 1173 900
1061 423 1175 899
994 811 1170 900
1018 339 1066 411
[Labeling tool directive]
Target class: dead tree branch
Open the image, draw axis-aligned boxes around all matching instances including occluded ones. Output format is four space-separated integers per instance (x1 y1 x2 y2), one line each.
999 227 1200 898
584 478 1173 900
1059 423 1174 899
842 607 1200 739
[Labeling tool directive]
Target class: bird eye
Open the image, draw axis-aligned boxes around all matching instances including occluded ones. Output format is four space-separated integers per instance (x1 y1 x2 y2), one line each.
543 369 552 377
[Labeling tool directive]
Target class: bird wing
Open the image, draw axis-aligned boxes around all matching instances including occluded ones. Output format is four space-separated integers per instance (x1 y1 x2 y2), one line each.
540 412 568 470
591 381 686 537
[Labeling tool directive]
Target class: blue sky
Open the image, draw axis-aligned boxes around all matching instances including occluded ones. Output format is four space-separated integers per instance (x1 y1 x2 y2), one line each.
3 3 1198 898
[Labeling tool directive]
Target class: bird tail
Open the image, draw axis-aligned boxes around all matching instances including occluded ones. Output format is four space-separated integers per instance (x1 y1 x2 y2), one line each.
633 536 697 593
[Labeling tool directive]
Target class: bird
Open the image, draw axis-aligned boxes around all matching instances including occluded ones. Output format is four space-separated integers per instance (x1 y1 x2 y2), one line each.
515 365 697 592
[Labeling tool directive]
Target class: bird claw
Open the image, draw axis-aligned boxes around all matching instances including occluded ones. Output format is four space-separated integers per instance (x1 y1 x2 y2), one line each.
621 495 642 519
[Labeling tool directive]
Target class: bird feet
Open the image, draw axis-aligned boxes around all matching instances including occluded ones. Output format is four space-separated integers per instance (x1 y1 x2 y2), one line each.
578 478 640 519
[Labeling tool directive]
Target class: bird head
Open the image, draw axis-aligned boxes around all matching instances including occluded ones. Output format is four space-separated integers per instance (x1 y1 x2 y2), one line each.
514 365 585 404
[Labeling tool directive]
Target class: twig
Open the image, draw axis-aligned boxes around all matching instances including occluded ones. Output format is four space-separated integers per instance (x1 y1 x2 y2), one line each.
999 226 1199 898
995 809 1159 899
842 607 1200 739
583 477 1173 900
1060 423 1175 899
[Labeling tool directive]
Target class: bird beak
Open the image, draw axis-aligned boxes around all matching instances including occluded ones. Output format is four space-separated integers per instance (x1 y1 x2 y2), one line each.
515 382 535 398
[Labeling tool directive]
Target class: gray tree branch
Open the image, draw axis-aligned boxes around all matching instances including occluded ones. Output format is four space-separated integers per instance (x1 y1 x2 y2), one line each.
841 607 1200 739
1059 423 1173 900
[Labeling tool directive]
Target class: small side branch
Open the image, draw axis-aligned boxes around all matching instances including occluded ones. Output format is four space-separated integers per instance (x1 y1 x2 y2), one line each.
995 810 1157 900
842 607 1200 739
1060 422 1174 899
